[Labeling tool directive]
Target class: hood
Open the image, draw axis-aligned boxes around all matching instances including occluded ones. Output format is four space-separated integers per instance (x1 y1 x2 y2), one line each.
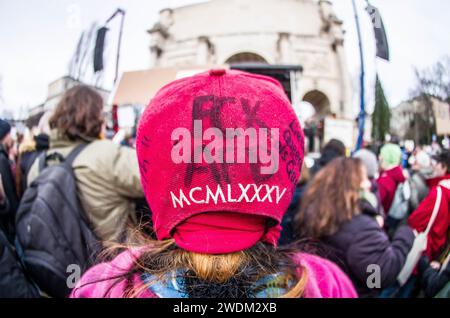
383 165 406 184
440 179 450 189
426 174 450 188
49 129 95 149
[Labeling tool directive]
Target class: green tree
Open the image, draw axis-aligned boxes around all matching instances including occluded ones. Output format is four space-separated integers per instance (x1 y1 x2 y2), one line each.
371 74 391 142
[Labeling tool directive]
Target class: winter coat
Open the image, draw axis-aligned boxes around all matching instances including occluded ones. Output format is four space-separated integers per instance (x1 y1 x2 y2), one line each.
409 168 433 212
0 224 39 298
408 176 450 260
370 179 384 217
0 145 19 243
377 165 406 213
27 130 144 243
279 183 307 245
70 248 358 298
418 256 450 298
324 200 415 298
18 134 49 195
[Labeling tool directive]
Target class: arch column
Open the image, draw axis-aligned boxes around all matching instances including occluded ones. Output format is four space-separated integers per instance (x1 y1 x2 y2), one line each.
225 52 269 65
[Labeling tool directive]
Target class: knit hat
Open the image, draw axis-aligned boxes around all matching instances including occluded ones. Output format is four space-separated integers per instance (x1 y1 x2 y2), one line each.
353 148 379 179
0 119 11 141
380 143 402 168
136 69 304 254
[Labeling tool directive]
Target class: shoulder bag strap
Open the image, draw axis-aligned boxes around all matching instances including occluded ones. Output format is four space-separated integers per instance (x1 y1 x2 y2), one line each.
424 186 443 236
64 143 88 166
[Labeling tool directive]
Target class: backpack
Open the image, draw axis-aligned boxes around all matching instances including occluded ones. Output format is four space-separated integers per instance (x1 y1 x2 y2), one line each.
15 144 102 298
388 181 411 220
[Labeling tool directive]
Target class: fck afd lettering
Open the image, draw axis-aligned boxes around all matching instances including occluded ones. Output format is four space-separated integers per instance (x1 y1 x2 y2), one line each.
171 120 280 175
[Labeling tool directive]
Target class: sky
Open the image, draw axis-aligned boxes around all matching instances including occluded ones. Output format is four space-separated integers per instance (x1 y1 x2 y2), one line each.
0 0 449 118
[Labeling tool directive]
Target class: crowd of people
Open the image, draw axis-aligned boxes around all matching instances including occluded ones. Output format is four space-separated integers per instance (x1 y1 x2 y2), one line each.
0 69 449 298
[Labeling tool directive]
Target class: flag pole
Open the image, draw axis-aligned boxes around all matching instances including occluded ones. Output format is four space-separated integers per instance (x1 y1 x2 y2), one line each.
352 0 366 151
105 8 126 84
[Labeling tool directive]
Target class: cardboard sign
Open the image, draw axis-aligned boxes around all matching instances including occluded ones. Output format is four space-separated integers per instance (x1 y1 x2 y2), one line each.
324 117 356 149
433 100 450 136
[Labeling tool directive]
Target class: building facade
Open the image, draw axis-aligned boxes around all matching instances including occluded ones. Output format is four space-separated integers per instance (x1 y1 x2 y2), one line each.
148 0 354 121
27 76 110 128
391 96 449 145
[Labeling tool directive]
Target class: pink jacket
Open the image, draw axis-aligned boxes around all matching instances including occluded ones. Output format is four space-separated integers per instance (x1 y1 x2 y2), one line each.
70 248 357 298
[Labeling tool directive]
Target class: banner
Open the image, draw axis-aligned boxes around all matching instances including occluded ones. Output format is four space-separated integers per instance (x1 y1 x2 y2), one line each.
366 3 390 61
324 117 356 149
93 27 108 72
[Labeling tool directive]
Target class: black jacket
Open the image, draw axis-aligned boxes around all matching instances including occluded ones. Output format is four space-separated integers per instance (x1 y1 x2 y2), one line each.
0 145 19 242
279 183 307 245
0 225 39 298
324 200 416 297
419 256 450 297
18 134 50 195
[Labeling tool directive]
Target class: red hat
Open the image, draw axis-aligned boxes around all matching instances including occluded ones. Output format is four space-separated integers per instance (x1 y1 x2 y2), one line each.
136 69 304 254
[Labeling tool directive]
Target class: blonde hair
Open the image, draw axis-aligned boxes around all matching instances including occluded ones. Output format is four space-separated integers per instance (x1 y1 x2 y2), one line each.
100 232 308 298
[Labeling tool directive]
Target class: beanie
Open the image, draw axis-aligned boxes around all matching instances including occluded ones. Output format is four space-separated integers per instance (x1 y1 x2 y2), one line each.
353 148 379 179
0 119 11 141
136 69 304 254
380 143 402 168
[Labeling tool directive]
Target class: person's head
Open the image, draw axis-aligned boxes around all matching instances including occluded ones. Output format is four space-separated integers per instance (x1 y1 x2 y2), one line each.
412 149 431 171
49 85 104 141
379 143 402 170
0 119 13 151
390 135 400 145
37 110 53 136
318 139 346 166
295 157 367 239
431 151 450 177
128 69 306 297
298 160 311 185
353 148 379 179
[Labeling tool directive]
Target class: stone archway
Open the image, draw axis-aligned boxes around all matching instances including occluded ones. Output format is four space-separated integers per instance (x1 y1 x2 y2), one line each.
302 90 331 119
225 52 268 65
302 90 331 153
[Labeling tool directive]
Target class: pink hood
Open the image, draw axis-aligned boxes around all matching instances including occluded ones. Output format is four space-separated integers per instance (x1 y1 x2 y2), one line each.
71 248 357 298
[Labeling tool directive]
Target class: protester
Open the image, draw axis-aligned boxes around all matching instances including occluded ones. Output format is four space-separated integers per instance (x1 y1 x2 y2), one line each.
418 255 450 298
0 223 40 298
26 86 144 244
17 111 52 196
310 138 346 176
377 143 407 214
71 70 357 298
16 133 50 197
408 151 450 261
120 130 134 148
353 148 383 216
0 119 19 242
408 146 434 212
0 169 39 298
295 157 415 297
279 161 311 245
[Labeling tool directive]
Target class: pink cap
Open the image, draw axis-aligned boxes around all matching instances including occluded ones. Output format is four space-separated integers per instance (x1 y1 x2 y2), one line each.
136 69 304 254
